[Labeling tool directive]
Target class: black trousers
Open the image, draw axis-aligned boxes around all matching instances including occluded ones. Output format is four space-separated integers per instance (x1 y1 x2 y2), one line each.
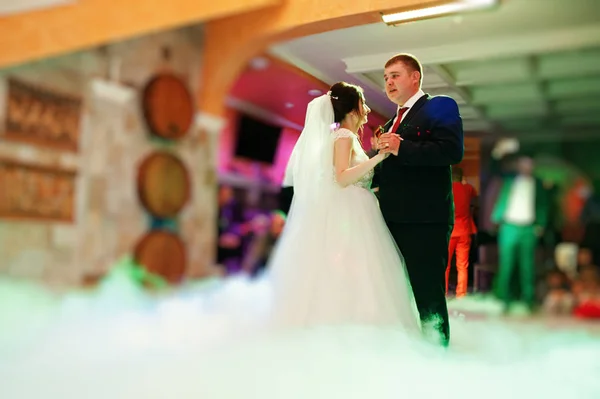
386 222 452 346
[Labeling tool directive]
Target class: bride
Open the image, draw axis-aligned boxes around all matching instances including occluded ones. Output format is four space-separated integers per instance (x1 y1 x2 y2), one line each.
268 81 420 335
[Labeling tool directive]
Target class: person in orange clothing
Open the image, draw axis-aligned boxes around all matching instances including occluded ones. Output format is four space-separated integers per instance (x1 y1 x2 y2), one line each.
446 167 478 297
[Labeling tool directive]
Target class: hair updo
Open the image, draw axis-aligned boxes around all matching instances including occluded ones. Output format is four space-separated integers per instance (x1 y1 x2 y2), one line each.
328 82 364 124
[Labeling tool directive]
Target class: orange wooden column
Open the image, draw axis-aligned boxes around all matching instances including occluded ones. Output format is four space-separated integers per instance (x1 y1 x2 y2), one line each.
199 0 436 118
0 0 280 69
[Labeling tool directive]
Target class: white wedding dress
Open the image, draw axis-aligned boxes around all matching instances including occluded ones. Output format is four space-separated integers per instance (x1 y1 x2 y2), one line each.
268 127 420 334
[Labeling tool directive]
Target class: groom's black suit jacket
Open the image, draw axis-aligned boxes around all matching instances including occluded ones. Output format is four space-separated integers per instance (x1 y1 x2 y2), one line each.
373 94 464 225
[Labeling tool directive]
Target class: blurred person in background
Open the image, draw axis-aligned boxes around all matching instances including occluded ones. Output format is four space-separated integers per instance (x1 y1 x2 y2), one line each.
541 268 574 315
241 211 286 277
446 167 477 298
217 185 245 273
580 181 600 267
492 156 548 313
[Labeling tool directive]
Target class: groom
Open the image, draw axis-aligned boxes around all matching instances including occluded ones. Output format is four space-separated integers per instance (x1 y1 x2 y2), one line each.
375 53 464 346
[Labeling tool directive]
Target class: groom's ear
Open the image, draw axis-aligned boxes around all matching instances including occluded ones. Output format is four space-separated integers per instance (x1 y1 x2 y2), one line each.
411 70 421 84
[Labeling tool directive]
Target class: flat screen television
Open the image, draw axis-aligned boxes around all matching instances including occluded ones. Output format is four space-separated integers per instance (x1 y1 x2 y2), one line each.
234 114 282 164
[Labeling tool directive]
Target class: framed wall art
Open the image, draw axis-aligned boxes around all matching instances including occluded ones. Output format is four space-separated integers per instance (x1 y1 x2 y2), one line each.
0 158 77 222
4 78 83 152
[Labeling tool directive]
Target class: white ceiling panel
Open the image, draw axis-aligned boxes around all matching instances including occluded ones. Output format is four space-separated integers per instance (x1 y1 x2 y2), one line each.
537 49 600 80
553 98 600 114
546 77 600 99
271 0 600 135
471 83 544 104
487 102 548 119
448 58 533 86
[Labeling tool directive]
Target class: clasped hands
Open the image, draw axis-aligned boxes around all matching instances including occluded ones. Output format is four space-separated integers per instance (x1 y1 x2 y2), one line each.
376 133 402 156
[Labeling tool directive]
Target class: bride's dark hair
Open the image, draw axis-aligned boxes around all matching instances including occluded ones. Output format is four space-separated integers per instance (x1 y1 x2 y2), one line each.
329 82 365 124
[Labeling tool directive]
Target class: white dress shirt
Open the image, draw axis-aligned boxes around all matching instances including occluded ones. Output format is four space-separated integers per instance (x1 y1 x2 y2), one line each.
388 89 425 132
504 175 536 225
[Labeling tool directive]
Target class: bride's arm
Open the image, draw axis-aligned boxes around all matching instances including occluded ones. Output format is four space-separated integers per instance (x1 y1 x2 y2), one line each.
334 137 389 187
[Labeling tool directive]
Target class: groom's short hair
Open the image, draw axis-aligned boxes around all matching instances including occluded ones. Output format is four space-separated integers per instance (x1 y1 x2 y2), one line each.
385 53 423 85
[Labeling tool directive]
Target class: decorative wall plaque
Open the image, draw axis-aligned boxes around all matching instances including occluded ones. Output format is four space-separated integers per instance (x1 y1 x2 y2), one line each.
0 159 76 222
4 78 83 151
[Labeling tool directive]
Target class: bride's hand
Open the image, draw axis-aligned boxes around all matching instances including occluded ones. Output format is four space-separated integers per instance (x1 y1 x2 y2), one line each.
378 133 402 156
377 148 392 159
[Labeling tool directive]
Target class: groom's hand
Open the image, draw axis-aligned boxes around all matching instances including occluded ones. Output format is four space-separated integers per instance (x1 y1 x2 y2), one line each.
378 133 402 156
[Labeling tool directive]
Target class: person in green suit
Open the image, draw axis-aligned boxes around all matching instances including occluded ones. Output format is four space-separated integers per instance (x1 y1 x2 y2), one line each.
491 156 548 311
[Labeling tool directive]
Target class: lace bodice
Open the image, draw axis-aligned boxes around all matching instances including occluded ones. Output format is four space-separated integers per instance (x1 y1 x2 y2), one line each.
332 128 373 189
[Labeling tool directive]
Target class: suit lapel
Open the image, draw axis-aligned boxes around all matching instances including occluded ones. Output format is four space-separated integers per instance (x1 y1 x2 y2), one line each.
383 118 394 132
401 94 429 126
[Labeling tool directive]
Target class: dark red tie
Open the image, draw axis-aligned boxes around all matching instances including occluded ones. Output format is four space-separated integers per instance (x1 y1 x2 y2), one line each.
390 107 409 133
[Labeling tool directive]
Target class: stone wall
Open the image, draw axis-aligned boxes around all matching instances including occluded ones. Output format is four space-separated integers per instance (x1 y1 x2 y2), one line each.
0 26 219 287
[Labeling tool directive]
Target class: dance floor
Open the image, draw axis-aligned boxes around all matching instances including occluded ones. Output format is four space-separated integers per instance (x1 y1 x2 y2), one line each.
448 295 600 333
1 275 599 398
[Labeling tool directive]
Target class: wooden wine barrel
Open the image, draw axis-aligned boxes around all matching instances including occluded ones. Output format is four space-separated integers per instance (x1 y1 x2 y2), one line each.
137 151 191 218
142 73 194 140
134 230 186 284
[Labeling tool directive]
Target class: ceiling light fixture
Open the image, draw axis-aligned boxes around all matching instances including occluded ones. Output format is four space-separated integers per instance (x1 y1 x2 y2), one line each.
382 0 499 25
307 89 322 96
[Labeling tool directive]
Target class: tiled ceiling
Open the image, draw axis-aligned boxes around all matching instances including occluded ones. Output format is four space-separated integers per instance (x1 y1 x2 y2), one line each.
271 0 600 139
